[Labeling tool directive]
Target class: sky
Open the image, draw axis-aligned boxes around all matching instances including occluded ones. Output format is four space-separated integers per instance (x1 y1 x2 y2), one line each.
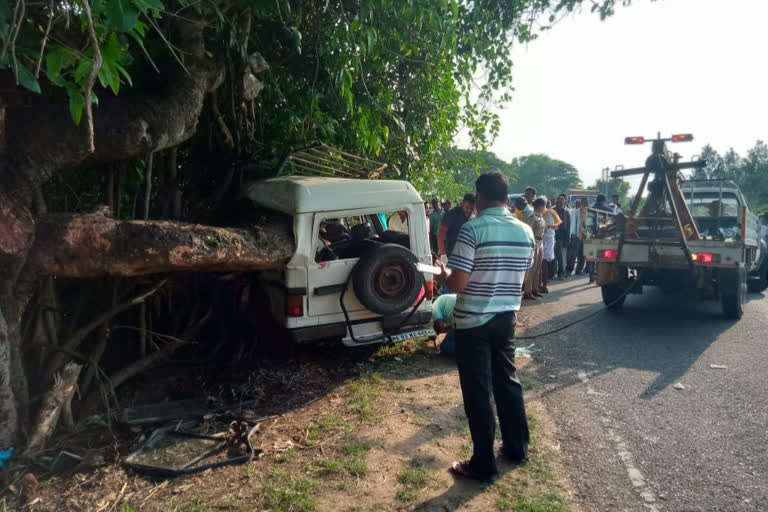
456 0 768 190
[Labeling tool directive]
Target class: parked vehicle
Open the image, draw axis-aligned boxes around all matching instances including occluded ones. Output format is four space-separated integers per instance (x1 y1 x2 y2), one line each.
244 176 434 346
567 189 598 208
583 134 765 319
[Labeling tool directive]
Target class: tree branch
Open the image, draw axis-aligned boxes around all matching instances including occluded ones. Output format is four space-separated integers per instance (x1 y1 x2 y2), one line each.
81 0 102 153
44 278 167 378
33 211 295 278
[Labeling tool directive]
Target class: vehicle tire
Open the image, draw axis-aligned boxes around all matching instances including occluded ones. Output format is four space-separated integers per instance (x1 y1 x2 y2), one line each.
747 260 768 293
601 283 626 310
352 244 424 316
721 267 746 319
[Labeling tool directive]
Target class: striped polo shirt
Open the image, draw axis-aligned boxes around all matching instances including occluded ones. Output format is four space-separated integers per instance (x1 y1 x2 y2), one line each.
447 206 535 329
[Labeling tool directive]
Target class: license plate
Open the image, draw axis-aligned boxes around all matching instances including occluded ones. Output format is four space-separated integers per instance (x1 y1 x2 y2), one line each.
389 329 435 343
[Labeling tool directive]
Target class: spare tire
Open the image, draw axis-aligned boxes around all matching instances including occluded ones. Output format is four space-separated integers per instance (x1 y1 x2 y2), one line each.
352 244 424 316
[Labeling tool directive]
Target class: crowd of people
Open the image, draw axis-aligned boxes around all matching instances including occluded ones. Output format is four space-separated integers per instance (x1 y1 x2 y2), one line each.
425 187 623 294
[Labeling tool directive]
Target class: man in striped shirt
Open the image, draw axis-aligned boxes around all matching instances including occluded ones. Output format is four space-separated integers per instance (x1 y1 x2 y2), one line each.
436 171 535 483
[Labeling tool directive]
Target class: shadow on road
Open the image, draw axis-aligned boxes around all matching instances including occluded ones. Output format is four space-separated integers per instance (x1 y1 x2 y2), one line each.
521 285 757 398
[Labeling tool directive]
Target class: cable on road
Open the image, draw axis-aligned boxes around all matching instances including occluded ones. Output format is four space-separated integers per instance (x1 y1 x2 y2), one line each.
515 277 640 340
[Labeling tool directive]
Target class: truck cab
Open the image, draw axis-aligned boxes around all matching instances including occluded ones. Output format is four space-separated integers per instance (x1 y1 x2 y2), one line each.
243 176 434 347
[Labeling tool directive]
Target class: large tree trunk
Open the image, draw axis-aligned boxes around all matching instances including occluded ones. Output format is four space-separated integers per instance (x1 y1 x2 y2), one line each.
33 212 294 278
0 19 254 450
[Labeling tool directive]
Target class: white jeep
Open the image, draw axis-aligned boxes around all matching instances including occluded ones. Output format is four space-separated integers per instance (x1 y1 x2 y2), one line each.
243 176 434 347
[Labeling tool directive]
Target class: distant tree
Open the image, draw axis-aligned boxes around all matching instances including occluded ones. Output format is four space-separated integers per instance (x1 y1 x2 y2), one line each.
592 178 631 202
736 141 768 209
695 145 726 180
695 142 768 210
425 148 516 201
511 154 582 200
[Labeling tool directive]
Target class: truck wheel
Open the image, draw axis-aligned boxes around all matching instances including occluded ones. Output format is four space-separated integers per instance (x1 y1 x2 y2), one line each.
721 267 746 319
747 261 768 293
601 284 626 310
352 244 424 316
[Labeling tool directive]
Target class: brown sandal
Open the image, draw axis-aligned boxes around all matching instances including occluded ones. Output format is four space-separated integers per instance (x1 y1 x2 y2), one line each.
450 460 498 483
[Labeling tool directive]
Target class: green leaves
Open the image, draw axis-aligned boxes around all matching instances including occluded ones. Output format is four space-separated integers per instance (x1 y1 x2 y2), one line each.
67 88 84 125
46 51 63 82
106 0 139 32
16 63 41 93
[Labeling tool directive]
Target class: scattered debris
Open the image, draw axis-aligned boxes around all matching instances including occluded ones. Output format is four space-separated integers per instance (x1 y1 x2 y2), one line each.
709 364 728 370
515 344 539 357
120 400 212 426
0 447 12 469
673 383 685 391
123 422 261 477
394 356 403 362
49 450 84 474
19 473 40 505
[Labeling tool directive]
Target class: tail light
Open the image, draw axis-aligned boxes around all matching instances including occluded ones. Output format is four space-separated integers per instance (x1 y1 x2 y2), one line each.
285 295 304 317
691 252 714 264
425 280 434 301
601 249 617 259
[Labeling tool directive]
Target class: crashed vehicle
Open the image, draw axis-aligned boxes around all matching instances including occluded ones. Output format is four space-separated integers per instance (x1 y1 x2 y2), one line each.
243 175 434 347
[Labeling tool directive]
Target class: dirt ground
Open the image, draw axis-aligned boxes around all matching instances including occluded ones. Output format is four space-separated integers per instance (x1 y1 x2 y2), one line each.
3 333 576 512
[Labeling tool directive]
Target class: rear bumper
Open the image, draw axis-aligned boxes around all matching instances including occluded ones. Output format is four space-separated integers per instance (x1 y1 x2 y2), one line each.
584 239 744 269
290 310 431 344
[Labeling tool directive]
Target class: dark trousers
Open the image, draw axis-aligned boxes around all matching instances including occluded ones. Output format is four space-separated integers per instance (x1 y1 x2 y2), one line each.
567 236 582 274
455 312 529 476
554 239 568 277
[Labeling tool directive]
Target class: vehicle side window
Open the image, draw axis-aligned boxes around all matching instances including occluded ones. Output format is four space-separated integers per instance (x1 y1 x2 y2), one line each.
688 193 739 217
315 212 411 263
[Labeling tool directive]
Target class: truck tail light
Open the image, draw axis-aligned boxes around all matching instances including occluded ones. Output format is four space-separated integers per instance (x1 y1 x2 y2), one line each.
601 249 617 259
285 295 304 317
425 280 434 301
691 252 713 264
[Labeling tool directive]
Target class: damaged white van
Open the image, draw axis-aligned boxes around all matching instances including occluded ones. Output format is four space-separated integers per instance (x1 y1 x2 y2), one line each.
244 176 434 347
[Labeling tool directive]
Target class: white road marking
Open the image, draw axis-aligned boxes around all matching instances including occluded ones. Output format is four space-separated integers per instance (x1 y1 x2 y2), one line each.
578 369 660 512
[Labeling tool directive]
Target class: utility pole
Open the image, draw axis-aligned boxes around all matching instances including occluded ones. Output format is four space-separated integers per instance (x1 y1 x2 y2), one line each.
601 167 610 194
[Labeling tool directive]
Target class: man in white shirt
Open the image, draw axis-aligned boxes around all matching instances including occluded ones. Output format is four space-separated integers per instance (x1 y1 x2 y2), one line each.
388 210 409 233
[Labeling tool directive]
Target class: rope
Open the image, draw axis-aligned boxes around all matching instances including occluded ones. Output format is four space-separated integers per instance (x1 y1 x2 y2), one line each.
515 277 639 340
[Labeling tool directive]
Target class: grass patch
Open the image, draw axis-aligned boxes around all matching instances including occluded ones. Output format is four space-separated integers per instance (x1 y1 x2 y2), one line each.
276 447 298 463
309 458 343 476
518 371 542 391
304 414 350 446
345 374 383 421
514 491 566 512
396 457 431 502
343 439 374 455
261 469 320 512
524 455 553 480
343 455 368 476
188 494 206 512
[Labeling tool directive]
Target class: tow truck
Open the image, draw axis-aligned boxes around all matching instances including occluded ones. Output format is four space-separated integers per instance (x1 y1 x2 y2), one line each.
582 133 767 319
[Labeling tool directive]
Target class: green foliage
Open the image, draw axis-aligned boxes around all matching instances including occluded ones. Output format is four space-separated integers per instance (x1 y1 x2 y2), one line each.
261 469 319 512
693 142 768 209
1 0 628 196
512 154 582 200
591 178 631 200
430 148 517 200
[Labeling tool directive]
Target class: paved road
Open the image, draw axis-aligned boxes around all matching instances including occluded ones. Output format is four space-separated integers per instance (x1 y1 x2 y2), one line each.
520 278 768 512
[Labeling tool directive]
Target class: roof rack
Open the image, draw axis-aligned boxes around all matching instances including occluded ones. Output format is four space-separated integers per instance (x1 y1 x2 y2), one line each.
276 141 390 180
